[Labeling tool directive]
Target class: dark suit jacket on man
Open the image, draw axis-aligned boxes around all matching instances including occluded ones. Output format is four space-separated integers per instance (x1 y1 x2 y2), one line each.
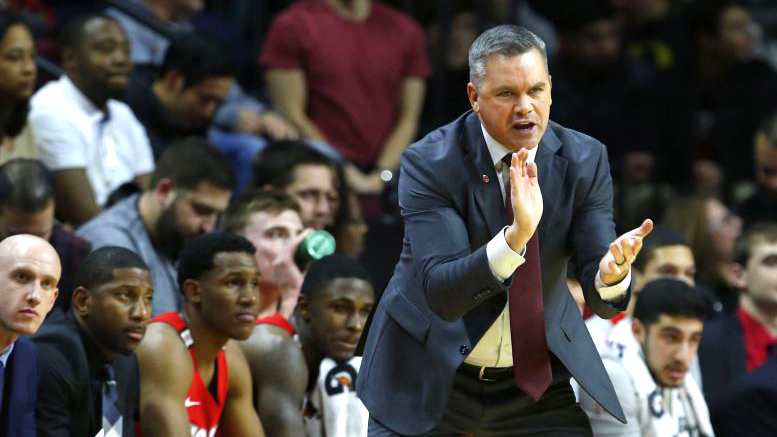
712 354 777 436
698 311 746 410
33 312 140 437
1 337 39 437
356 111 628 435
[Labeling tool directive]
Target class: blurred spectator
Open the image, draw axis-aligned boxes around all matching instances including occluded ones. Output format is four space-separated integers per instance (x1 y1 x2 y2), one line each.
579 279 713 436
109 0 299 189
108 0 199 65
334 190 368 259
0 234 60 437
260 0 430 197
711 353 777 437
252 141 338 230
735 111 777 227
586 226 698 350
698 223 777 413
552 0 659 184
135 232 262 436
240 254 374 437
124 32 234 158
77 138 233 315
0 159 91 312
33 247 152 437
613 0 692 80
0 10 37 163
221 189 307 319
24 14 154 226
661 0 777 188
662 194 742 314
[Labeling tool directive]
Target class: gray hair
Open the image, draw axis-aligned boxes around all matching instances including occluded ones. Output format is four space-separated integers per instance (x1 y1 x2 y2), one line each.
468 25 548 87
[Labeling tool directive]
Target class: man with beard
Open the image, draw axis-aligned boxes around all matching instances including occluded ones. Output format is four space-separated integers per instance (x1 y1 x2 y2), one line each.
124 32 235 159
34 246 153 437
240 254 375 437
25 14 154 226
78 138 233 315
579 279 713 437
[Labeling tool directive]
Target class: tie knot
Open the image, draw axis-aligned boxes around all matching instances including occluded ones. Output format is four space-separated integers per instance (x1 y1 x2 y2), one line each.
104 363 116 382
501 153 512 167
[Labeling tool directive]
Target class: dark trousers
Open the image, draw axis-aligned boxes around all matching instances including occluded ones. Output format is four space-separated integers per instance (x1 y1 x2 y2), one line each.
368 357 592 437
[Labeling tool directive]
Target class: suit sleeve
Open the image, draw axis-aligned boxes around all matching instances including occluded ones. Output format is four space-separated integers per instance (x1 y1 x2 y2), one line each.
571 142 629 318
399 146 508 322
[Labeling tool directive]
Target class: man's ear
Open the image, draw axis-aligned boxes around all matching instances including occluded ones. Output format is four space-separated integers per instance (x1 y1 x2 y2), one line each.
182 279 202 304
297 295 311 323
154 178 176 206
467 82 479 112
162 70 186 94
71 286 91 317
631 318 645 342
728 261 747 290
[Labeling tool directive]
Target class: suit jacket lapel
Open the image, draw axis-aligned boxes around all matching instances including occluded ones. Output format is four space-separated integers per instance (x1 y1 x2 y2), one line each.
535 125 567 243
463 112 504 237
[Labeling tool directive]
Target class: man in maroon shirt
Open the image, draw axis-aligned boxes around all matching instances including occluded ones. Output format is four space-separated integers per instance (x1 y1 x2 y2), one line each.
698 222 777 411
260 0 429 196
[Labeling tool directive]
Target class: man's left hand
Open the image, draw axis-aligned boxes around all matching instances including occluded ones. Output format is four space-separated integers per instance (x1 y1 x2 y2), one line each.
599 219 654 285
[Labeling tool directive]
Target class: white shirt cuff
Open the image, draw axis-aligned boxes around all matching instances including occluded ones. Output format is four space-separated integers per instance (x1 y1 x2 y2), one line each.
486 226 526 282
595 269 632 301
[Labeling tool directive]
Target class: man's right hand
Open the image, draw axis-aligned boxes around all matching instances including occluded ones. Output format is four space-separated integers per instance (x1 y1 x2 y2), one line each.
504 148 543 252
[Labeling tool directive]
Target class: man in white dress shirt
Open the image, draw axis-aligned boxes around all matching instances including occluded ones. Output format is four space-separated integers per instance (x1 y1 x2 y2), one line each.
25 14 153 226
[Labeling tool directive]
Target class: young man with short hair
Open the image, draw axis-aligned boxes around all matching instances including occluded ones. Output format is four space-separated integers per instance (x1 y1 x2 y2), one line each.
34 246 153 436
579 278 713 436
240 254 375 437
699 222 777 410
136 232 263 436
252 141 338 230
221 189 307 318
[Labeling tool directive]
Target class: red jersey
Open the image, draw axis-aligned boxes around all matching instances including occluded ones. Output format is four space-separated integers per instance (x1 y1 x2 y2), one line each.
138 312 229 437
256 312 296 335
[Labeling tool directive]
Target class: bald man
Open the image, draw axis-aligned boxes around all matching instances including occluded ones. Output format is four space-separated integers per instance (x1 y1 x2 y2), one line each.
0 235 61 437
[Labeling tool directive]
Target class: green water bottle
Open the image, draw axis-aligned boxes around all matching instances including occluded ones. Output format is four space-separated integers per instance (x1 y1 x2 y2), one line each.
295 230 336 270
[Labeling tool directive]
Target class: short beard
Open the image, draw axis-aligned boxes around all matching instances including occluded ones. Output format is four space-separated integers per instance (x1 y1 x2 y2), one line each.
154 201 185 260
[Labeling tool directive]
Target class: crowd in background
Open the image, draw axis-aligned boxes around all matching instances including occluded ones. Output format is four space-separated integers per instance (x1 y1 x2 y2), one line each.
0 0 776 436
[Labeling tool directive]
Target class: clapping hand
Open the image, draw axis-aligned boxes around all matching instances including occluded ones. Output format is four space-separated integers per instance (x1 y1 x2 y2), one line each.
599 219 654 285
504 148 543 252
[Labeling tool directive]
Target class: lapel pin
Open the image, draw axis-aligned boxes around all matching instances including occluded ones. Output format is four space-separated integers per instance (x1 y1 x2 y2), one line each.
482 174 490 183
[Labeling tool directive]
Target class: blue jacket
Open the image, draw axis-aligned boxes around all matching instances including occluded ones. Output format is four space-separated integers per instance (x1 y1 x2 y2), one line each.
1 337 39 437
356 111 629 435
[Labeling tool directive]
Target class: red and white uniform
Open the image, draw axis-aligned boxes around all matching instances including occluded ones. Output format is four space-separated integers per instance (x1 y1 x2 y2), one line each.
138 312 229 437
256 312 296 335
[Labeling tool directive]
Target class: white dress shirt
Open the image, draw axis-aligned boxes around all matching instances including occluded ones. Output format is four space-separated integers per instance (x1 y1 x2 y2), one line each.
26 76 154 206
464 125 630 367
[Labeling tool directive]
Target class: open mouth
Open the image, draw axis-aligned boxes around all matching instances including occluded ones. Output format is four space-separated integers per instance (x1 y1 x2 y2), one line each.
512 121 536 132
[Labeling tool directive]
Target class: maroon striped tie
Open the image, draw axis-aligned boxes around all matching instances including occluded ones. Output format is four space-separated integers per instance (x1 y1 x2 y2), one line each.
502 154 552 401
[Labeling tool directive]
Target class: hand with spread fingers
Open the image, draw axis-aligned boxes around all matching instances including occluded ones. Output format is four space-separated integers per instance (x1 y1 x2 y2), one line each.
504 148 544 253
599 219 654 286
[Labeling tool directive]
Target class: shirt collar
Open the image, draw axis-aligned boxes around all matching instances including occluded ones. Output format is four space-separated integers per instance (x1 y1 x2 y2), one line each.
60 75 110 123
480 124 538 168
0 342 15 367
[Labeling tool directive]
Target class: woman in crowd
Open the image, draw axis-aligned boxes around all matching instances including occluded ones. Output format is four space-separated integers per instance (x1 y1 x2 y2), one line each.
0 9 36 163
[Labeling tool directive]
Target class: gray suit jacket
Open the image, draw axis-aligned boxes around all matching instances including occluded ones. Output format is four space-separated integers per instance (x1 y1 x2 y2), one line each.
356 111 628 435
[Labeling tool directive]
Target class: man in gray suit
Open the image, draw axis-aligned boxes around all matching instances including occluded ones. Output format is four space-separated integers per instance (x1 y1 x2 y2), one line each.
357 25 653 436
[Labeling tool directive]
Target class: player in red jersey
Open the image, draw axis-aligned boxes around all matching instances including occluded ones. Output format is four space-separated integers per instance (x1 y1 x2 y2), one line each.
135 232 264 436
